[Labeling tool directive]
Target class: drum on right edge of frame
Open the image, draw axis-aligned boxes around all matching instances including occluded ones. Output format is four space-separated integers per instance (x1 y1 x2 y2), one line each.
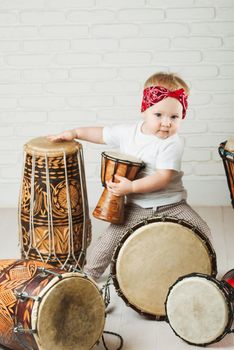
165 272 234 346
219 136 234 208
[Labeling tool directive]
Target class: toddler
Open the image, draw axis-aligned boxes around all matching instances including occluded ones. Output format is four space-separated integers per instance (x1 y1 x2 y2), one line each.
48 72 212 281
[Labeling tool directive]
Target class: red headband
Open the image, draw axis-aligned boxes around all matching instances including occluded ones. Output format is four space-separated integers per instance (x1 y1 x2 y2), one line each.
141 86 188 119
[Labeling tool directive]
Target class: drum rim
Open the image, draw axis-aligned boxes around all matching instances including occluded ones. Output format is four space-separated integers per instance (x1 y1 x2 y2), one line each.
219 141 234 161
24 137 81 156
110 216 217 321
165 272 234 347
101 151 144 167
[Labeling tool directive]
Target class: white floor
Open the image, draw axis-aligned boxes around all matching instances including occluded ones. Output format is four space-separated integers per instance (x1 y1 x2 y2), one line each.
0 206 234 350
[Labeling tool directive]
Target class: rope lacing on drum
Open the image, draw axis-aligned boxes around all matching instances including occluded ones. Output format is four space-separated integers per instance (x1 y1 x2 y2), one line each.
101 273 113 308
30 153 44 263
76 147 89 269
102 331 124 350
100 274 124 350
45 153 55 264
63 150 74 268
18 150 26 252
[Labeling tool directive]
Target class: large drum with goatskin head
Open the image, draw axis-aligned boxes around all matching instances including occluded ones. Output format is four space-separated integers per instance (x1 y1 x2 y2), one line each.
111 216 217 320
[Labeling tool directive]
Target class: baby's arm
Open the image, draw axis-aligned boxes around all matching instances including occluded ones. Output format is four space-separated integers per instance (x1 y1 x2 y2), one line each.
132 169 174 193
48 127 105 144
107 169 174 196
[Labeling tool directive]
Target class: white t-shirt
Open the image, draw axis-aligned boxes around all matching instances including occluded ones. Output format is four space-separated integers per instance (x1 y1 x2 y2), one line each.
103 121 187 208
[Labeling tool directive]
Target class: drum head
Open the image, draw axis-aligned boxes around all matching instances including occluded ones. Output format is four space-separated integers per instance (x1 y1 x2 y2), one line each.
33 275 105 350
103 151 142 166
24 137 80 156
112 218 216 319
225 136 234 153
166 275 231 345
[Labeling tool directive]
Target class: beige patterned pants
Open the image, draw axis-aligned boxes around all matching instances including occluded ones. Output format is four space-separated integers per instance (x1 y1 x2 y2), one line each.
84 200 212 280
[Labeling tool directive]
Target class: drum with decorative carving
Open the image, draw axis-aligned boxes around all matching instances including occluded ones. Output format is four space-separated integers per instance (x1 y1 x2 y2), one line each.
19 137 91 269
0 259 105 350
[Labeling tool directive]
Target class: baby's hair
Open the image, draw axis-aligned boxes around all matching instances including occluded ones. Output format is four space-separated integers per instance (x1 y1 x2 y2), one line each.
144 72 190 95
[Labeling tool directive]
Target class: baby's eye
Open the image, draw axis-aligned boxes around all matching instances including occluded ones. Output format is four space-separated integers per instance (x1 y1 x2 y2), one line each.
171 115 178 120
155 113 161 117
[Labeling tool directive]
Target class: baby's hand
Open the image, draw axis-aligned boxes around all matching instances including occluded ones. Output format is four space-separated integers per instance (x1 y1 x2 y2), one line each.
106 175 133 196
47 129 77 142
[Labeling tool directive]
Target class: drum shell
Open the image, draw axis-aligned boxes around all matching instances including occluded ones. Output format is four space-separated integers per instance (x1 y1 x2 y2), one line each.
0 259 53 350
19 137 91 268
219 141 234 208
222 269 234 288
222 269 234 301
93 188 125 224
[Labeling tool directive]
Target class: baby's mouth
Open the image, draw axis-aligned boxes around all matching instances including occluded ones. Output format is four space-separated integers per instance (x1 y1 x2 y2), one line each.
157 130 169 138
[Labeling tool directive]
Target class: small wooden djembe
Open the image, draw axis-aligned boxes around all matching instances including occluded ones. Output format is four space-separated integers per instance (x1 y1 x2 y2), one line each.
93 151 144 224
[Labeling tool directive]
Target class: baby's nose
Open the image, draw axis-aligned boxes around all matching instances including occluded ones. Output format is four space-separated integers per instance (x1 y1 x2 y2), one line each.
161 116 171 126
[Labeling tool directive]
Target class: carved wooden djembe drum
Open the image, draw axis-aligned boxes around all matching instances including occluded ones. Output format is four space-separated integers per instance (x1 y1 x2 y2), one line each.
0 259 105 350
19 137 91 269
93 151 144 224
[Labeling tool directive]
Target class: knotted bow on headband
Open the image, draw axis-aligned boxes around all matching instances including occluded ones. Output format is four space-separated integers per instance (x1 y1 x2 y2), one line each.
141 86 188 119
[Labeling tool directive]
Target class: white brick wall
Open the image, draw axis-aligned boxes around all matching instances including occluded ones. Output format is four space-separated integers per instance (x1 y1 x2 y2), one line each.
0 1 233 208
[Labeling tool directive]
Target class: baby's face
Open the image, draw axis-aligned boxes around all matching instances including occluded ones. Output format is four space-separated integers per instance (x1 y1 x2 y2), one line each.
142 97 183 139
